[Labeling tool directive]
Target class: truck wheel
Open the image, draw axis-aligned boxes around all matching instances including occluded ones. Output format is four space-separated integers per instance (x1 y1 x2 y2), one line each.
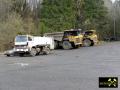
36 48 41 55
83 39 92 47
19 53 24 57
43 47 50 55
30 48 37 56
62 41 72 50
6 54 10 57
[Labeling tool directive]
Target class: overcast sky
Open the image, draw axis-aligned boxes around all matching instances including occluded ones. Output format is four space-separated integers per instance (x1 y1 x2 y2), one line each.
111 0 116 3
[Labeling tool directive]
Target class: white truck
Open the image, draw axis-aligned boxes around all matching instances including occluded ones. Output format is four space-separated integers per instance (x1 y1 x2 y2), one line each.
5 35 54 57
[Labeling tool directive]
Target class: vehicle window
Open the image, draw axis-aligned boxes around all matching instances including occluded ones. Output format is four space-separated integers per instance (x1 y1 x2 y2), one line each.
85 31 93 35
64 31 79 36
15 36 27 42
77 31 81 35
28 37 32 41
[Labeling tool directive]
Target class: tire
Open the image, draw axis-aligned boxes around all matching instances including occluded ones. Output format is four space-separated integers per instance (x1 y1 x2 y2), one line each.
43 47 50 55
6 54 10 57
83 39 92 47
30 48 37 56
19 53 24 57
36 48 41 55
62 41 72 50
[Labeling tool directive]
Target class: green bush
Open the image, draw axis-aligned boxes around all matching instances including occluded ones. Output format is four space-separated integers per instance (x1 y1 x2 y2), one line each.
0 13 24 51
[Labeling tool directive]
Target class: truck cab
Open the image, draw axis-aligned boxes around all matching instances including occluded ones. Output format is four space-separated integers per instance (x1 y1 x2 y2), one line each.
14 35 33 56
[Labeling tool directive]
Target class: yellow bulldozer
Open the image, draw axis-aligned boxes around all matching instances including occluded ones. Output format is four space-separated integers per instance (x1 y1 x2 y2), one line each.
62 29 83 49
83 30 99 47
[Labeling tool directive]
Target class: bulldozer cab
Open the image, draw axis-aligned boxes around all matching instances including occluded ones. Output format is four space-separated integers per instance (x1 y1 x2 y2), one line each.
84 30 96 36
63 30 81 37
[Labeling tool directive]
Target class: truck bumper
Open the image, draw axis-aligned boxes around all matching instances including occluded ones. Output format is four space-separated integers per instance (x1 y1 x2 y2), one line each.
14 48 29 53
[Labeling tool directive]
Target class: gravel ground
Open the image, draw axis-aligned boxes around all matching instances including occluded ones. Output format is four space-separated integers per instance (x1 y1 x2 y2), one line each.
0 42 120 90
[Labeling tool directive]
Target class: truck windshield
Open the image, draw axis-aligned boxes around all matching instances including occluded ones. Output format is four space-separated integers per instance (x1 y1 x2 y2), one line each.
15 36 27 42
84 31 93 35
64 31 80 36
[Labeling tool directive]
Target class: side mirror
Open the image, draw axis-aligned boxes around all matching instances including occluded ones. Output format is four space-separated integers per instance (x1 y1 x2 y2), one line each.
28 37 32 41
29 39 32 41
